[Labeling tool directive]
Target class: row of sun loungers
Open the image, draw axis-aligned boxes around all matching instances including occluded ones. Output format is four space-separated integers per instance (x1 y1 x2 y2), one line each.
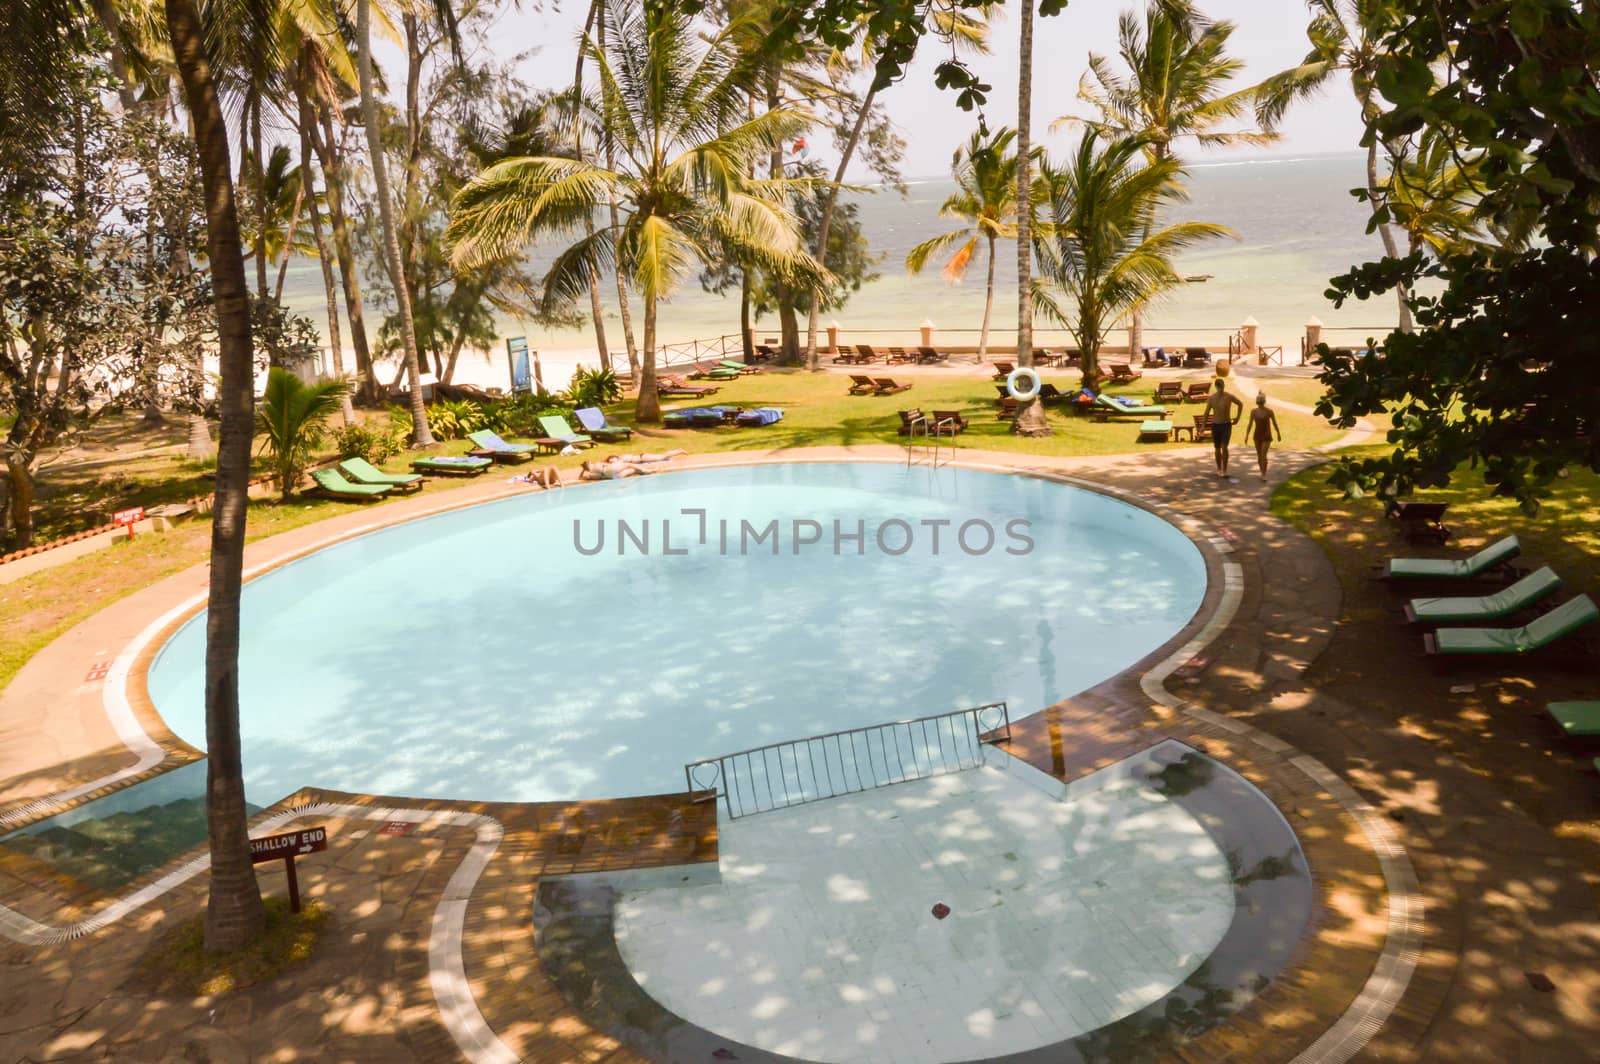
835 345 950 365
307 410 638 501
847 375 913 396
1380 535 1599 657
1385 535 1598 776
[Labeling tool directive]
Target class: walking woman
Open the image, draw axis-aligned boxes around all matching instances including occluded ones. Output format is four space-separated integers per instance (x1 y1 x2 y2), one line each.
1249 392 1282 478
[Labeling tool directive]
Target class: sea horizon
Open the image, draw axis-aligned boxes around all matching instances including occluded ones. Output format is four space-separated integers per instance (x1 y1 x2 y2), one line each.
280 148 1411 392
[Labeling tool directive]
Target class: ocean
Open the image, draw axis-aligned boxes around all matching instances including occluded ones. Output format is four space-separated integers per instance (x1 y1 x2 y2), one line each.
276 149 1408 390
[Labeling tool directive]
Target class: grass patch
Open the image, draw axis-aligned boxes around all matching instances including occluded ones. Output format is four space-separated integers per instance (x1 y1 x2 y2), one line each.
1272 453 1600 588
599 368 1347 457
142 895 329 997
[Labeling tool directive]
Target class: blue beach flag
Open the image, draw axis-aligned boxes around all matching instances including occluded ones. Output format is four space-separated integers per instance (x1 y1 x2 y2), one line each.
507 336 531 395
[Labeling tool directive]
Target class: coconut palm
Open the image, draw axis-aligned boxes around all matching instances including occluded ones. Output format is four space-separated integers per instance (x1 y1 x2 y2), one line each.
1256 0 1412 331
1015 0 1036 384
356 0 437 445
446 0 825 423
803 1 995 368
255 367 351 498
1063 1 1279 361
12 0 278 951
1033 131 1233 388
905 128 1019 361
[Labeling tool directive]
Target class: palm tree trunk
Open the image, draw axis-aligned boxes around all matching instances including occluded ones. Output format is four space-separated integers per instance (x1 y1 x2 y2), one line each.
1012 0 1050 437
164 0 266 955
740 269 754 361
272 181 304 304
979 232 997 360
597 0 638 376
358 0 434 446
585 265 612 371
1365 136 1414 333
638 289 660 423
1015 0 1035 372
313 114 379 402
805 84 878 371
300 102 352 426
249 93 269 301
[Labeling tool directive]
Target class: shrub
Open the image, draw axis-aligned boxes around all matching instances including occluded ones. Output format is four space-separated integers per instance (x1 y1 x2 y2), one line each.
567 365 621 408
333 422 404 465
425 398 493 441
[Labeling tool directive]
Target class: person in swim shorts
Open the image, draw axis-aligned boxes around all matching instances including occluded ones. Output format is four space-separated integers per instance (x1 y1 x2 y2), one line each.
1204 378 1244 478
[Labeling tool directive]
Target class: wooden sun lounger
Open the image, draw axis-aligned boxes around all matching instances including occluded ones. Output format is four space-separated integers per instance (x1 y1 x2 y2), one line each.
1153 381 1185 404
873 378 912 395
1385 500 1452 544
855 344 882 363
848 374 878 395
917 346 948 364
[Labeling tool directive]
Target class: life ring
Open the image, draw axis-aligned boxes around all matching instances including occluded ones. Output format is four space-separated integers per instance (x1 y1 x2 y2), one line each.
1006 367 1041 401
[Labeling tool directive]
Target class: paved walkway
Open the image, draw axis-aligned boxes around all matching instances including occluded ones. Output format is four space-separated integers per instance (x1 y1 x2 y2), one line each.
0 432 1595 1062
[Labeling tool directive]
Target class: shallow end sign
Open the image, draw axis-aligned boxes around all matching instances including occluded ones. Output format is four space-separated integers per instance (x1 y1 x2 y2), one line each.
250 825 328 912
250 826 328 861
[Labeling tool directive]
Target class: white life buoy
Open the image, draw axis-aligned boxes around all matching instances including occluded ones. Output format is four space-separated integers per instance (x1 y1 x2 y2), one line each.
1006 367 1041 401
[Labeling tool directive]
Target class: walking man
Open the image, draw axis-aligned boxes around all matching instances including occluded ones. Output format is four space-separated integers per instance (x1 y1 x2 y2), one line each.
1204 378 1244 478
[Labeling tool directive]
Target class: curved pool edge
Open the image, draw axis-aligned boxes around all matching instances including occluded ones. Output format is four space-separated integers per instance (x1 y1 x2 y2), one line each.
0 446 1415 1064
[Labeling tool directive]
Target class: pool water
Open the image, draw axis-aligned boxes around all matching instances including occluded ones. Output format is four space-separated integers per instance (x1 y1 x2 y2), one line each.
146 463 1205 805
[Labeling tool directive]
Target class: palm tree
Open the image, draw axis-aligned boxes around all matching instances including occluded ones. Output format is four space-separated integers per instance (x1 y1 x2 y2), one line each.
1015 0 1036 376
356 0 435 446
445 0 824 423
905 128 1019 361
1257 0 1412 331
256 367 351 498
1033 131 1233 388
803 1 994 369
1064 0 1279 360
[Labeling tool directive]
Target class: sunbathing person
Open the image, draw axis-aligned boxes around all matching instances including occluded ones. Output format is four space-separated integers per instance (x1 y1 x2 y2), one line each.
606 449 686 464
579 459 651 480
511 467 563 488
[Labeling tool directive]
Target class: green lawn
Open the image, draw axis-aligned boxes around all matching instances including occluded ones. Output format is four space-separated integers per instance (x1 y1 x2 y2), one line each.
557 369 1349 459
1272 451 1600 589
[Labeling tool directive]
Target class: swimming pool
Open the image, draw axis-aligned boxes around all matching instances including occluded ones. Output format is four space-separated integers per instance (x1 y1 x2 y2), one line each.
145 462 1206 805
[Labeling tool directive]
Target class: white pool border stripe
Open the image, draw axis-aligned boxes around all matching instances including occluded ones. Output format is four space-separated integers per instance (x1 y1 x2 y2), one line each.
2 451 1418 1064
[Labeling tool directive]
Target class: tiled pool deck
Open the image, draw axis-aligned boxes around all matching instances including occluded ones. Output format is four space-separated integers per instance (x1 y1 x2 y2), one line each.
0 438 1594 1061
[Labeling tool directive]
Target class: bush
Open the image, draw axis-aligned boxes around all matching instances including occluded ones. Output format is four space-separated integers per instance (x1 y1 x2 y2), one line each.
425 398 493 441
333 422 404 465
567 365 621 408
486 392 569 436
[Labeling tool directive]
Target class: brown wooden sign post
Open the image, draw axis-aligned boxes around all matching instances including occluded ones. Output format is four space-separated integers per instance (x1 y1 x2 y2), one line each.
249 826 328 913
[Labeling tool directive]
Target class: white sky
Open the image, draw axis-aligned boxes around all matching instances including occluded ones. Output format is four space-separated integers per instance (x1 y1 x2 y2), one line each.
440 0 1364 179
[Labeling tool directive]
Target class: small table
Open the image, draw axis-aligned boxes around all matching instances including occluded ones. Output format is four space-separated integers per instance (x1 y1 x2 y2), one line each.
532 438 566 455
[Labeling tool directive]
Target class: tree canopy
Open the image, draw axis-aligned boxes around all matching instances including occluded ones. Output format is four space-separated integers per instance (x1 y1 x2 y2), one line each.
1313 0 1600 512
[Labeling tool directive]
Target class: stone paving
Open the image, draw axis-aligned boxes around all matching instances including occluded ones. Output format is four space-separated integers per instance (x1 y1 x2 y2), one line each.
0 412 1595 1061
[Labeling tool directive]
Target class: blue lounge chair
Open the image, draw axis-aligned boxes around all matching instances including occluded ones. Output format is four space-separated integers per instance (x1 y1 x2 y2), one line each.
573 407 633 442
466 429 537 461
736 407 783 427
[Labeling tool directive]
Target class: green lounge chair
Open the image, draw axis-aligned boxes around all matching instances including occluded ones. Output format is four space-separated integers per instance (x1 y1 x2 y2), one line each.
308 467 391 500
338 457 423 493
1545 701 1600 738
1385 534 1520 580
718 359 758 374
1405 566 1561 624
537 415 594 447
467 429 537 461
411 454 492 476
1423 594 1598 656
1091 393 1166 419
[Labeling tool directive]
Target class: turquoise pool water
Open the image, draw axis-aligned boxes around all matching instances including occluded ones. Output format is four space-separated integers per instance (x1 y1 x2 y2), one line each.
146 463 1205 804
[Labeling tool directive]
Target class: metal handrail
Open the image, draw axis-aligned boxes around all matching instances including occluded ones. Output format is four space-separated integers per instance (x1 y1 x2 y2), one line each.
684 702 1011 819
